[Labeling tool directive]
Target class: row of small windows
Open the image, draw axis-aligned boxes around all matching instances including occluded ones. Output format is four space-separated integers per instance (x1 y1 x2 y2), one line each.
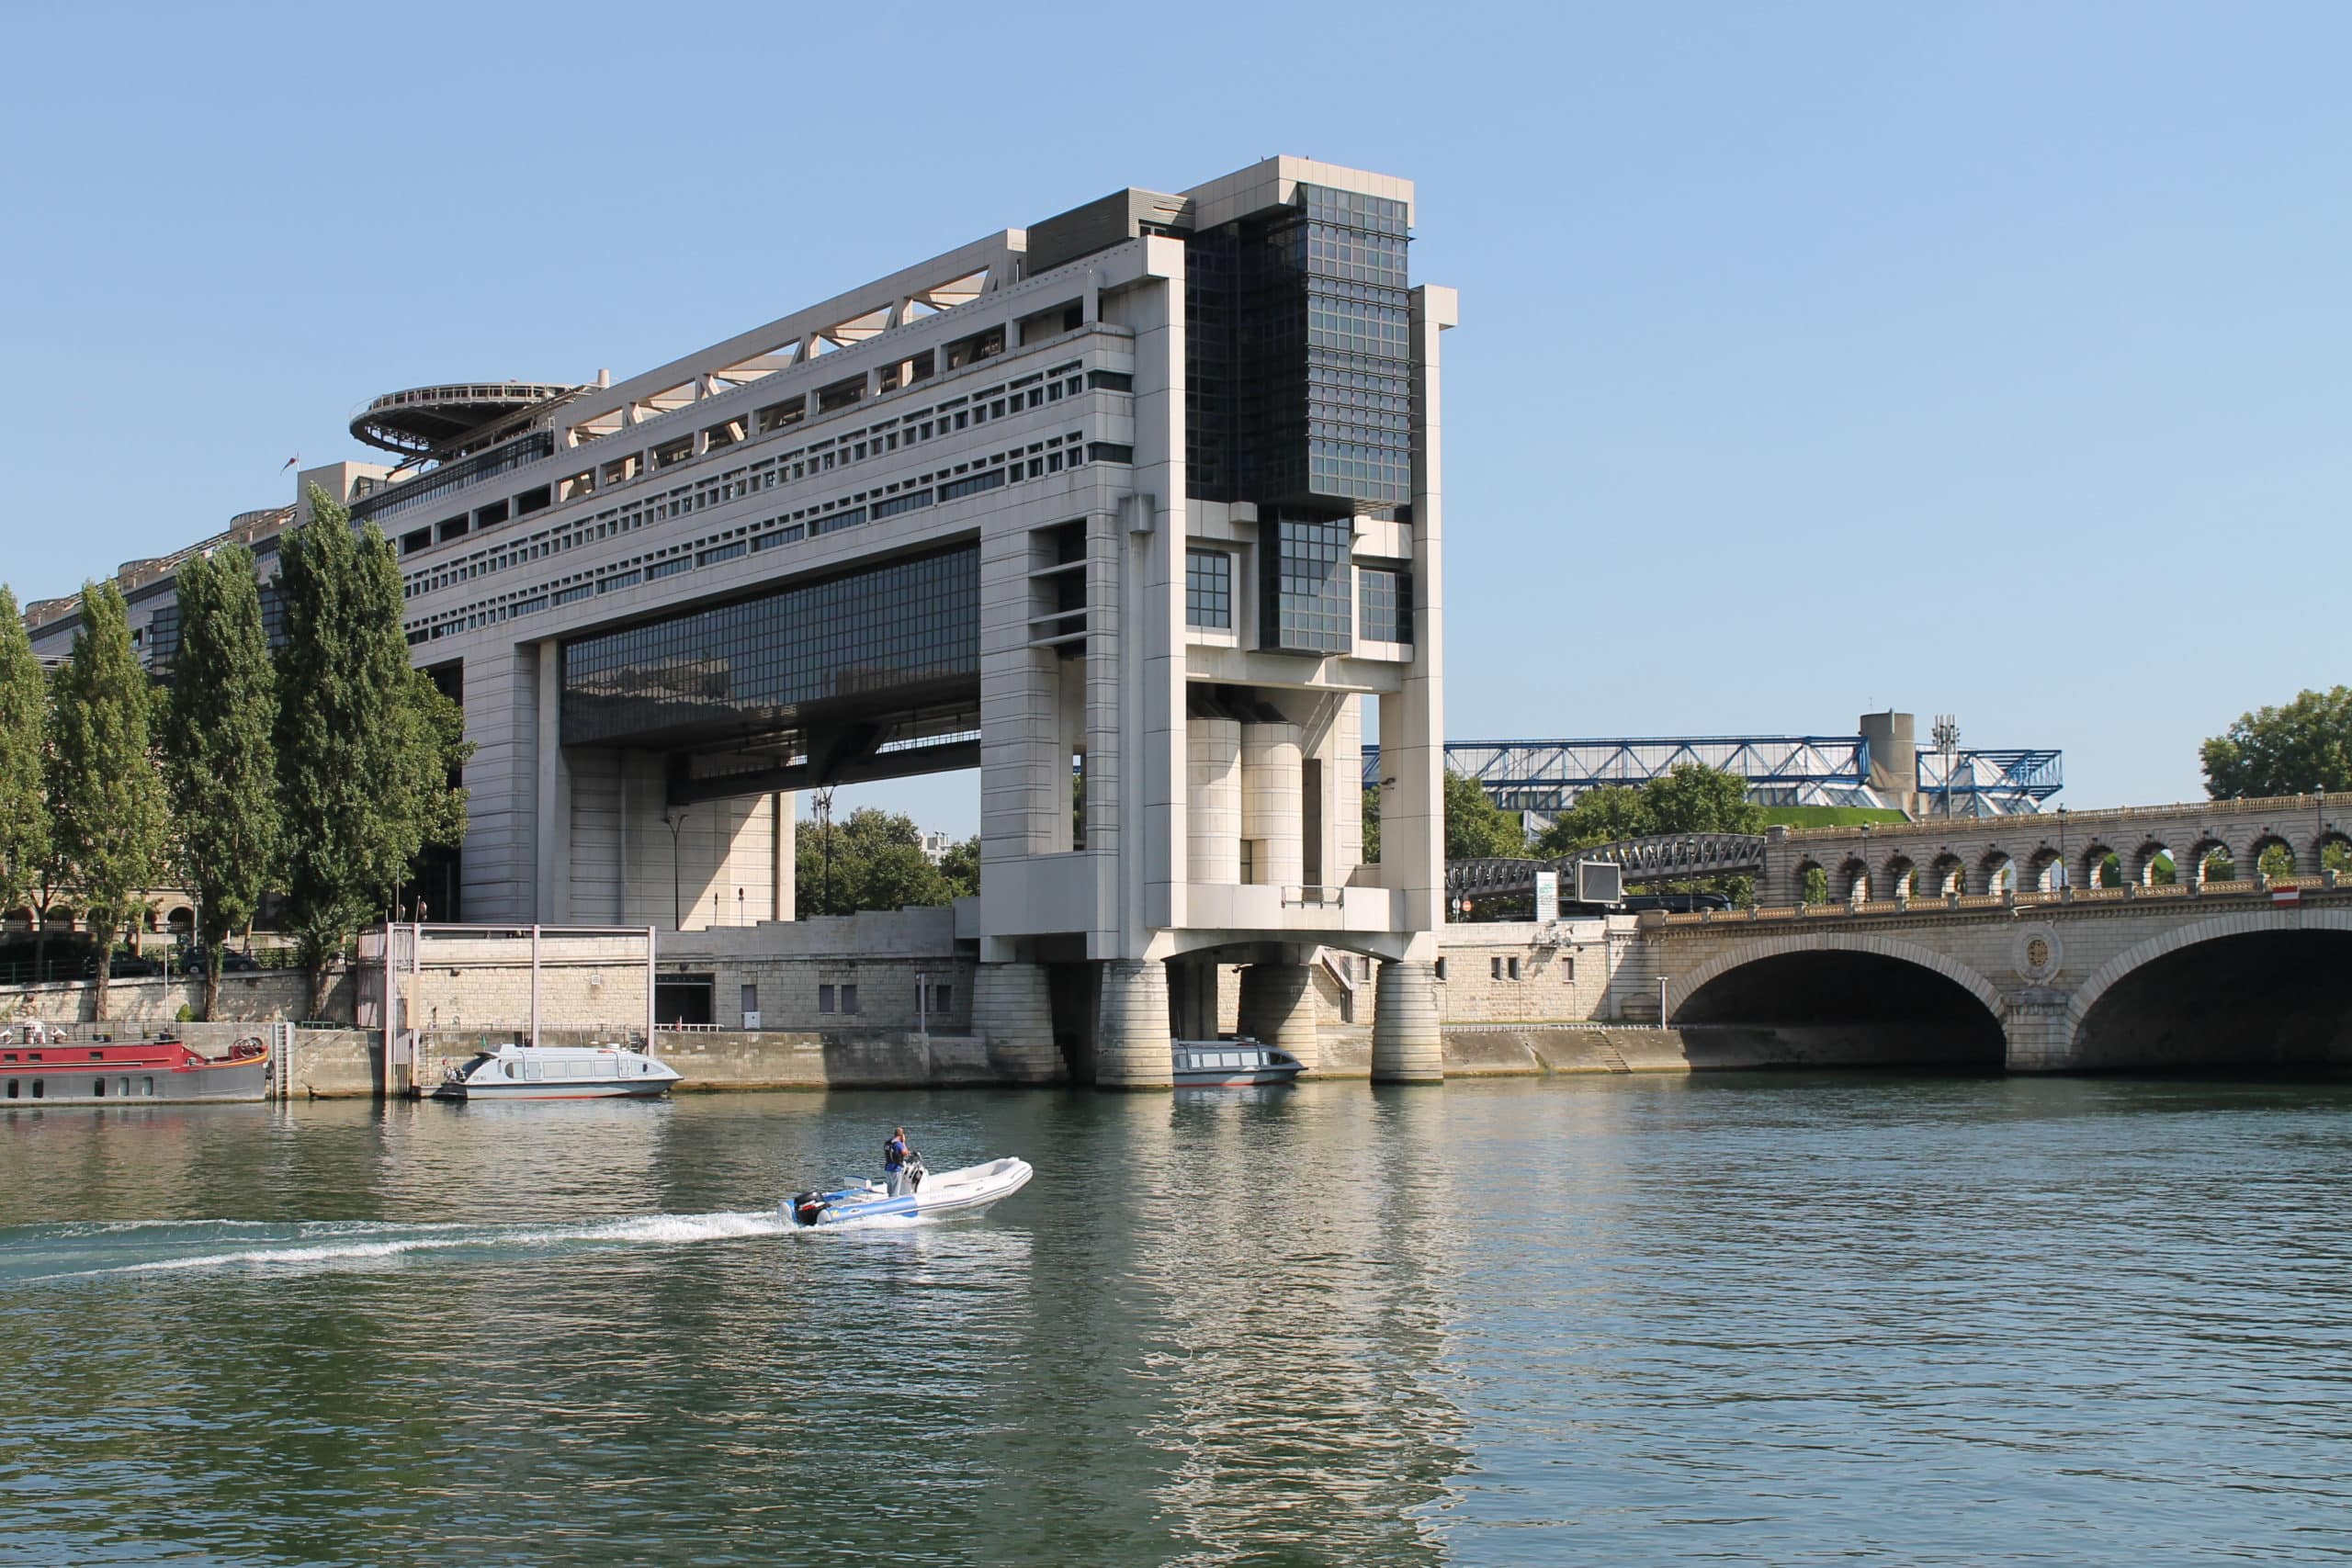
402 367 1093 588
5 1076 157 1099
1484 955 1577 982
406 428 1093 644
400 357 1125 590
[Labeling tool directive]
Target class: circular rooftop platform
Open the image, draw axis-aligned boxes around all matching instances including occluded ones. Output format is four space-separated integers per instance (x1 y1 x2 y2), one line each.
351 380 582 455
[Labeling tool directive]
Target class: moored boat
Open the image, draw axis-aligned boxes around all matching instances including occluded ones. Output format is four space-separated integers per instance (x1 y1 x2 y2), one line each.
1 1033 270 1105
433 1042 682 1101
784 1156 1033 1228
1172 1037 1305 1088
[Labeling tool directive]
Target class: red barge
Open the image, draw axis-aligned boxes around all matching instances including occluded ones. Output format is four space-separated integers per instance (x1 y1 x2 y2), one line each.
1 1035 271 1105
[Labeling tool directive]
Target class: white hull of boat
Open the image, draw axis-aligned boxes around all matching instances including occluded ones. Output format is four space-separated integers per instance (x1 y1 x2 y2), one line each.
433 1043 683 1102
784 1156 1033 1228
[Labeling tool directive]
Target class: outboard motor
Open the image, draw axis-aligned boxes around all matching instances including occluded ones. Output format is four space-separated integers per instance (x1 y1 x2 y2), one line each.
904 1154 926 1194
790 1191 828 1227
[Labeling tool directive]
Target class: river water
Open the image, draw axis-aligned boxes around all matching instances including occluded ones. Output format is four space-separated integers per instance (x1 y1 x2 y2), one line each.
3 1075 2349 1565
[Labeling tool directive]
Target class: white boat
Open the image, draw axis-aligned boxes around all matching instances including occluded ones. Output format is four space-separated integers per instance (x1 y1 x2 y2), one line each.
433 1043 683 1101
784 1156 1033 1228
1172 1037 1306 1088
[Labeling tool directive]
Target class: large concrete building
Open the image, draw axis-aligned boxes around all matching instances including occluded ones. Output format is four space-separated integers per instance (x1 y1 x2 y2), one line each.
24 156 1457 1088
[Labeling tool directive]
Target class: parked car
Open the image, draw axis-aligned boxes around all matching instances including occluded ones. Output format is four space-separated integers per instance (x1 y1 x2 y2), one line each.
186 946 263 974
82 951 164 979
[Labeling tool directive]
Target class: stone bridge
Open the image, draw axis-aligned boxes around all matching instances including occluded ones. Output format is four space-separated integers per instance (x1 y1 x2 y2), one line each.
1628 876 2352 1072
1759 789 2352 906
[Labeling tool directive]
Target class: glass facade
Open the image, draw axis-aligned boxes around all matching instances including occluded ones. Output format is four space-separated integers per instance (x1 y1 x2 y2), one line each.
1185 547 1233 629
1358 563 1413 645
560 545 979 747
1185 184 1412 510
1260 513 1351 655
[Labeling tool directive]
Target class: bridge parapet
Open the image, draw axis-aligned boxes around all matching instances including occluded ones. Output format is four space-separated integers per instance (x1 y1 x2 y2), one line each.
1763 791 2352 905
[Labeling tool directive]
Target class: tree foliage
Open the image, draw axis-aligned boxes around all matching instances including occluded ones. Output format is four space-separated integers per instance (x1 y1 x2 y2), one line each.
0 585 50 929
2200 686 2352 799
1532 763 1765 857
274 487 471 1014
1443 772 1525 861
157 545 280 1021
937 834 980 900
1532 763 1766 904
48 581 168 1020
796 807 953 916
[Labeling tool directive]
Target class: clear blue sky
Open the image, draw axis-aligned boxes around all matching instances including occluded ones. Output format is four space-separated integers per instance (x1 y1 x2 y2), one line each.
5 3 2346 834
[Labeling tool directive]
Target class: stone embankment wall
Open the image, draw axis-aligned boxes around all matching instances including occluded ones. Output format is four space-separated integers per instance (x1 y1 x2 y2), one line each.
0 969 352 1027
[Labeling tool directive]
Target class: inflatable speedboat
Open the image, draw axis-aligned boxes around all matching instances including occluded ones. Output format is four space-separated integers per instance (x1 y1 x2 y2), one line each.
784 1156 1033 1228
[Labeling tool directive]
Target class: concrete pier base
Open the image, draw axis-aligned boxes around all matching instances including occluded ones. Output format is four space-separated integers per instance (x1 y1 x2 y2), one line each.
1095 958 1173 1090
1238 962 1320 1072
972 962 1062 1082
1372 959 1444 1083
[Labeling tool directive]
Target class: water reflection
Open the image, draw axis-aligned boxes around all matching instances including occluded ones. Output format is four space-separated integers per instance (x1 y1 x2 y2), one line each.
3 1077 2351 1564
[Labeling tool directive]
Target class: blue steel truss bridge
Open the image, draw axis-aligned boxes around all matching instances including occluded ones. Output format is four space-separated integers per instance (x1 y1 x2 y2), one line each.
1364 734 2062 819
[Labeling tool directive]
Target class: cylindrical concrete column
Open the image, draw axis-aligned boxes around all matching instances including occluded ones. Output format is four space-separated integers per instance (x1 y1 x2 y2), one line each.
971 962 1060 1082
1372 959 1444 1083
1187 717 1242 885
1096 958 1173 1090
1238 961 1320 1073
1240 721 1304 889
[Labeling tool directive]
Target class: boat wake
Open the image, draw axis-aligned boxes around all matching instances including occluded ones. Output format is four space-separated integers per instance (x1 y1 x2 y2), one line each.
5 1210 786 1285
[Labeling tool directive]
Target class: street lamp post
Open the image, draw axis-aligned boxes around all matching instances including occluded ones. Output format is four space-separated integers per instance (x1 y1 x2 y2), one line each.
815 786 837 917
660 808 687 931
2056 804 2069 897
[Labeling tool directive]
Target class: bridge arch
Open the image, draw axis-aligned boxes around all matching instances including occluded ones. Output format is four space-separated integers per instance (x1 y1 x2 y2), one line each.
1883 855 1917 900
2128 839 2175 886
2188 836 2235 884
2027 846 2065 892
1928 853 1966 897
2246 834 2296 878
1667 932 2009 1067
1978 850 2016 896
2066 908 2352 1071
2079 842 2121 888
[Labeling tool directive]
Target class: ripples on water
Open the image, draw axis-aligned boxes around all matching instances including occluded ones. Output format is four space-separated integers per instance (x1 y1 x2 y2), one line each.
2 1076 2349 1564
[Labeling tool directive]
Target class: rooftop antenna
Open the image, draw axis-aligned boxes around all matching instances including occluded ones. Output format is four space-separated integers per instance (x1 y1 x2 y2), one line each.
1932 714 1960 818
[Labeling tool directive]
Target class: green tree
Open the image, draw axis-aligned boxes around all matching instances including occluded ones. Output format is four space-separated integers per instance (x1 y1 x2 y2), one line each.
1443 772 1525 862
1362 787 1380 863
156 546 280 1021
0 586 51 957
796 807 953 916
275 486 470 1017
1532 764 1765 904
1802 865 1830 905
48 581 168 1021
2257 843 2296 881
938 834 980 900
1643 762 1767 838
2200 686 2352 798
1531 784 1654 858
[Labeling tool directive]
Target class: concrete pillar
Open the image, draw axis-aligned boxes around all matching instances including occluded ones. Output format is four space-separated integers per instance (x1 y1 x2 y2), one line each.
1095 958 1172 1089
971 962 1059 1082
1240 721 1304 889
771 791 796 921
1238 961 1320 1072
1372 958 1443 1083
1186 717 1241 884
2003 993 2074 1071
533 641 571 922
